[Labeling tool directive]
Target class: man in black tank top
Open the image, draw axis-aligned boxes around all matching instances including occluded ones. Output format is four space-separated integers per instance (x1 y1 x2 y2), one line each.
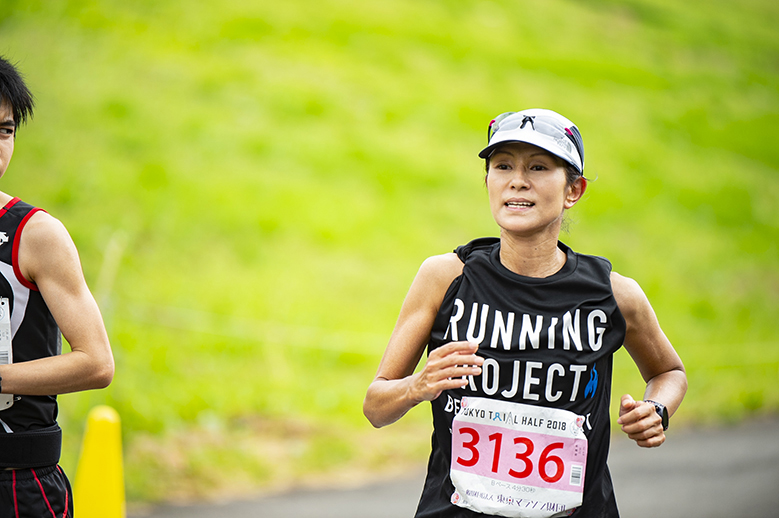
365 109 687 517
0 56 114 517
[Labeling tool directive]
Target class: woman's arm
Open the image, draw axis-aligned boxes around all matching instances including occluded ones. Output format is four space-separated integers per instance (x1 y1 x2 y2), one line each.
363 253 483 428
611 271 687 447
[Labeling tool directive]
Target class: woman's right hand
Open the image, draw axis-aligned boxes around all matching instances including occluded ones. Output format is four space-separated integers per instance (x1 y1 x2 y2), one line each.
364 252 468 428
410 341 484 403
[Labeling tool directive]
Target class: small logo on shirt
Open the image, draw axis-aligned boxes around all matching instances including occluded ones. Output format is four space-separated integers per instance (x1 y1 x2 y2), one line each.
0 233 8 246
584 365 598 398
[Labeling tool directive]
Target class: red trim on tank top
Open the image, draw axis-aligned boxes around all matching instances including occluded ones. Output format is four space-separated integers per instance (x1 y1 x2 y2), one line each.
0 197 21 220
13 208 43 292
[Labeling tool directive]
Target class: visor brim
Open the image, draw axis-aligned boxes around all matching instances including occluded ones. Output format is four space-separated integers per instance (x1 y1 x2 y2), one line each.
478 130 582 174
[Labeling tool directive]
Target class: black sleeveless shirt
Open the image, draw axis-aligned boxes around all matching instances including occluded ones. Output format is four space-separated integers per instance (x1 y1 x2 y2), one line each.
0 198 61 434
415 238 626 518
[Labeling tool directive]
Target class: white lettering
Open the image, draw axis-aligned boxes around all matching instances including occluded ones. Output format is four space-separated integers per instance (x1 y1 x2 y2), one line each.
490 310 515 350
587 309 607 351
445 301 611 354
545 363 565 402
562 310 583 351
482 358 500 395
501 360 521 398
523 361 542 401
519 314 542 350
547 317 559 349
466 303 490 345
444 299 465 341
569 364 587 401
444 395 461 414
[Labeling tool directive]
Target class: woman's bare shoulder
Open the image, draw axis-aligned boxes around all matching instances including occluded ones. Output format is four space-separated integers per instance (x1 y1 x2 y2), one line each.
610 270 664 337
418 252 464 288
610 271 647 317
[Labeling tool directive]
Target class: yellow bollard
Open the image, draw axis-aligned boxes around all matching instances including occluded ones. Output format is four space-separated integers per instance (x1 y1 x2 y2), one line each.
73 405 126 518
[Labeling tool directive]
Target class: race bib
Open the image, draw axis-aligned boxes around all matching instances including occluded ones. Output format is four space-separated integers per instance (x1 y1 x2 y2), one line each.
0 298 13 411
450 397 587 518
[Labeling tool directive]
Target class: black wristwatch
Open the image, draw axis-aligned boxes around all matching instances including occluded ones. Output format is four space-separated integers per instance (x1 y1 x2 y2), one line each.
645 400 669 431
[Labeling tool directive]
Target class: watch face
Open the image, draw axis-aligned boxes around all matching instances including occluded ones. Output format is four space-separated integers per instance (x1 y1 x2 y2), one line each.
657 404 669 430
647 400 669 431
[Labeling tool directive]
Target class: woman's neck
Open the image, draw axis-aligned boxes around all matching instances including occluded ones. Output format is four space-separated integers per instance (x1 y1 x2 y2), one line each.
498 230 567 278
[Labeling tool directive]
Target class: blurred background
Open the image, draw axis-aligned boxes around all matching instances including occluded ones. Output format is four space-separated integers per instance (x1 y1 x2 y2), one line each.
1 0 778 506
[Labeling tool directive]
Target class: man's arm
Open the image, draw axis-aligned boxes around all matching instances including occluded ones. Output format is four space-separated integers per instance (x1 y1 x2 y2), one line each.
0 211 113 395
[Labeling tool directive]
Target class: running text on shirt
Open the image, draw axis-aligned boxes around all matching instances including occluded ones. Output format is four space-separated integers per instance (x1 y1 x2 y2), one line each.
442 298 607 408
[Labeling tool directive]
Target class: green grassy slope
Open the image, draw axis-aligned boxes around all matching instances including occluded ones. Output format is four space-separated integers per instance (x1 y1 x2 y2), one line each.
1 0 778 502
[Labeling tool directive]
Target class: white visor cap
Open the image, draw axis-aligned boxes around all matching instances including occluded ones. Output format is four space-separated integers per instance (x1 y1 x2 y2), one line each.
478 109 584 174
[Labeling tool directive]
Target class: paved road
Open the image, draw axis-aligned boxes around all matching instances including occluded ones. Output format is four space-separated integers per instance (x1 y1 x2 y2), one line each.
131 417 779 517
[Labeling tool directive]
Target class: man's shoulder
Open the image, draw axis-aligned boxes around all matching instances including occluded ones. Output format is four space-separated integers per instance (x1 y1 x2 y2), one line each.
22 210 67 241
0 196 65 246
17 210 77 284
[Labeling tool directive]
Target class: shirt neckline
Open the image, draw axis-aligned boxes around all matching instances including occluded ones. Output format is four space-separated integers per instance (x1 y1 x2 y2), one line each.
488 241 577 284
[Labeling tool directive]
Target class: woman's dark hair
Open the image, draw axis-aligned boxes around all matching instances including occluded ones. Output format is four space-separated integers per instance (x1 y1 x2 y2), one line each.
563 163 581 187
0 56 35 129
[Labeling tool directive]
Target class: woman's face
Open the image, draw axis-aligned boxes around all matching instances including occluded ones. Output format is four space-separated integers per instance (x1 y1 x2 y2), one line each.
486 142 584 238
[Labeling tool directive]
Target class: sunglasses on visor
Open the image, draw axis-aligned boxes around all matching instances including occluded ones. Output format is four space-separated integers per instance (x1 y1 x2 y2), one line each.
487 112 585 169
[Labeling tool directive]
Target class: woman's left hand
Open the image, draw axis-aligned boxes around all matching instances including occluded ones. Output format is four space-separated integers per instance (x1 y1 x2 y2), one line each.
617 394 665 448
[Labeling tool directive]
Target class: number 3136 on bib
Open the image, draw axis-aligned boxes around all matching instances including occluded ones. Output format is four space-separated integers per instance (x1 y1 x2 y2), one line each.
450 397 587 518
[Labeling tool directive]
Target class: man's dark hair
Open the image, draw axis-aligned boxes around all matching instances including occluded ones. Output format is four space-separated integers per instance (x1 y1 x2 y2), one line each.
0 55 35 128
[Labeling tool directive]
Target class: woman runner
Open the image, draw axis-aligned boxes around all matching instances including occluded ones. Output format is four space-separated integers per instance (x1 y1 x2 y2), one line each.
363 108 687 518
